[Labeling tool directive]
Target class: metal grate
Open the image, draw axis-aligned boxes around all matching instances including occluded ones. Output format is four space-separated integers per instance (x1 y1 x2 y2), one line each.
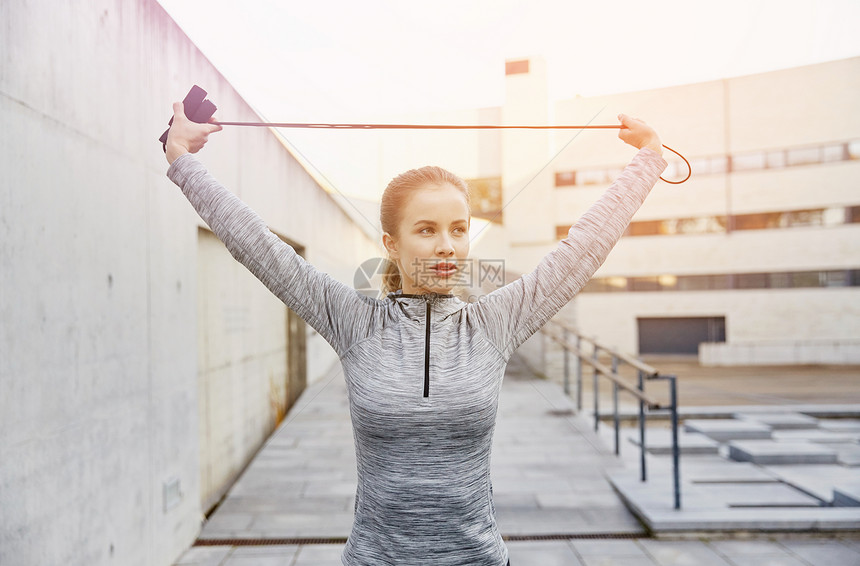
193 532 646 547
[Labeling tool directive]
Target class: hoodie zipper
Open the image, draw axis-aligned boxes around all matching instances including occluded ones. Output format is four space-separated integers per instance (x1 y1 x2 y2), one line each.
423 300 431 397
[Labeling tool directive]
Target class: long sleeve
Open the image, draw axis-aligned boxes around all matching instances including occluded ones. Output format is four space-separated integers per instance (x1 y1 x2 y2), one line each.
167 153 377 358
470 147 667 361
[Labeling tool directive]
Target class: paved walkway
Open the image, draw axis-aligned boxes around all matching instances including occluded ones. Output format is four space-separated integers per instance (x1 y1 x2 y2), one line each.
174 355 860 565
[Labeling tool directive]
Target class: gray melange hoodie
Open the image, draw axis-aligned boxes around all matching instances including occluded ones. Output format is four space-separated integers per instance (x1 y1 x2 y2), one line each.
167 148 667 566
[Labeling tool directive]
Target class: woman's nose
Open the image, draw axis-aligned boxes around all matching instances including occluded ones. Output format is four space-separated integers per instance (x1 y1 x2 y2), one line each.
436 235 455 255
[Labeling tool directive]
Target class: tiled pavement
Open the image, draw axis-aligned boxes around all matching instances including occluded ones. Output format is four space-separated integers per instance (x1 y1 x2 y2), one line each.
173 355 860 565
176 536 860 566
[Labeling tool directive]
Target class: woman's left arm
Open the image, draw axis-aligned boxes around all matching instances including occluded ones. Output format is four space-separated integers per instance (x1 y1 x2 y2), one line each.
469 115 667 361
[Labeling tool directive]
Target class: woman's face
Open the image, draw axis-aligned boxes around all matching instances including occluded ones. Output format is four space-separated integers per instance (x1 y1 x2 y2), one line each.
383 182 471 295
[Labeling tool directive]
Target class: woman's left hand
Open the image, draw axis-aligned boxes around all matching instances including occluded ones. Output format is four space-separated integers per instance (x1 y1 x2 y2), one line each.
617 114 662 156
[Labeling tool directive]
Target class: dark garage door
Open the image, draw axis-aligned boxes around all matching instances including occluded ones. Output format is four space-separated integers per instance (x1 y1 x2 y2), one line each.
637 317 726 355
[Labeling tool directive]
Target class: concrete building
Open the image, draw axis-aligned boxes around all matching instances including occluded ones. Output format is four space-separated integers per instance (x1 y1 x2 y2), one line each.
0 1 380 565
371 55 860 366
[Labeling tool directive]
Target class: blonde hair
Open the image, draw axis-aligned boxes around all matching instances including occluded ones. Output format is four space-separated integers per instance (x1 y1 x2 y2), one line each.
380 166 471 295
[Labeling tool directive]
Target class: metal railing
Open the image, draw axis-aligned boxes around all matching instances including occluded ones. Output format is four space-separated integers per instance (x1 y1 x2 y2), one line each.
541 319 681 510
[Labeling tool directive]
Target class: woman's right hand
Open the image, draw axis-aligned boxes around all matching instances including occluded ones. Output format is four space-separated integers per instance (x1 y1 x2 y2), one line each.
165 102 223 165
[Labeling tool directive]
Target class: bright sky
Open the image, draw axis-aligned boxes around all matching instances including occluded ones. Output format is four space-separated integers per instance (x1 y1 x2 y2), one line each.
157 0 860 198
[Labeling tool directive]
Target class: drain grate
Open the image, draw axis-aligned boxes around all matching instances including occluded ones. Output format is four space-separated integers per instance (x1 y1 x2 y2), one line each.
504 533 644 541
193 532 646 547
194 538 347 546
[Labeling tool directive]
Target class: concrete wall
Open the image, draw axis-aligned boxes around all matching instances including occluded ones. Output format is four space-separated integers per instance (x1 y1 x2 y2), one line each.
0 1 380 565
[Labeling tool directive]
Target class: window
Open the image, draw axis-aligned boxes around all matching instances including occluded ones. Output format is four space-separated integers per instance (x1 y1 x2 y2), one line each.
736 273 768 289
731 212 778 231
731 152 766 172
466 177 503 223
785 209 824 228
627 220 662 236
822 143 847 162
709 156 729 174
765 150 787 169
578 169 608 185
786 146 821 167
555 171 576 186
505 59 529 75
581 269 859 293
555 139 859 189
629 277 660 292
583 277 628 293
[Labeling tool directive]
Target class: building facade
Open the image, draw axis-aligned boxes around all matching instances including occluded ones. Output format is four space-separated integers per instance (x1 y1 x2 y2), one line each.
376 56 860 365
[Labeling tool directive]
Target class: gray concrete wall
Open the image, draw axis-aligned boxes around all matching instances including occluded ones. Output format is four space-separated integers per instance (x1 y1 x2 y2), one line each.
0 1 381 564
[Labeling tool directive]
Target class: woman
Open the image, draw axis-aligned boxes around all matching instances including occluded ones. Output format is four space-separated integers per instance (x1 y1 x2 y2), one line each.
165 102 666 566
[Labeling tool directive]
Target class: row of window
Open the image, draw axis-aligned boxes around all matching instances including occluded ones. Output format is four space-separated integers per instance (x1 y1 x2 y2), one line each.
554 205 860 239
555 139 860 187
581 269 860 293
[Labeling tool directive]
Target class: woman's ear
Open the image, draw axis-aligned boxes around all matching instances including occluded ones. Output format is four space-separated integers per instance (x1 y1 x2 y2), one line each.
382 232 399 259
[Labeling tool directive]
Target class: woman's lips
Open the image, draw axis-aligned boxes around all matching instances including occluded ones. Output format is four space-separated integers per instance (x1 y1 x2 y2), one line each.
431 262 458 276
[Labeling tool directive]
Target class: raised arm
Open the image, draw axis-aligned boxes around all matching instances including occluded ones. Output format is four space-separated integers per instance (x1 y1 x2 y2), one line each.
469 114 668 361
164 103 377 358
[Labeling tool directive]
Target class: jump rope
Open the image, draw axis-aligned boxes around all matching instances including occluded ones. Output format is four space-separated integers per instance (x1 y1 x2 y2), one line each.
160 85 692 184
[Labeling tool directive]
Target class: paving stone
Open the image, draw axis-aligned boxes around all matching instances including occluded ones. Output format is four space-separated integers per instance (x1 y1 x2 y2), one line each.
609 471 860 532
778 539 860 566
765 465 860 502
580 556 660 566
649 456 777 483
708 539 793 557
716 554 808 566
835 444 860 466
627 429 720 455
818 418 860 433
684 419 773 442
695 482 822 508
638 539 729 566
728 440 838 465
506 540 583 566
228 546 301 557
572 539 649 557
734 412 819 430
173 546 233 566
291 544 346 566
771 429 859 443
222 553 296 565
833 482 860 507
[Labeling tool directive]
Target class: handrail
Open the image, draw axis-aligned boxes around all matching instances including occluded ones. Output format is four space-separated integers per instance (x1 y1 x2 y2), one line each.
540 319 682 510
543 328 661 408
551 321 659 376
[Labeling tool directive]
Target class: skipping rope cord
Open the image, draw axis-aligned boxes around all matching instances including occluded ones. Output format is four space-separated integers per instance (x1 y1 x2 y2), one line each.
212 120 692 184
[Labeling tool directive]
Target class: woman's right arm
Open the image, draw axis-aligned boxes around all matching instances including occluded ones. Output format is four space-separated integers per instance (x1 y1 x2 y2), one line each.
165 104 377 358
